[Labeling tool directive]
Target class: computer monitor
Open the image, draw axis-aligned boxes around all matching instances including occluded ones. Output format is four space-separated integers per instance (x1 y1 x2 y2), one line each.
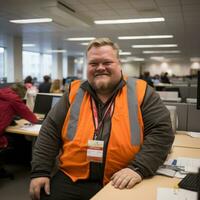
51 96 61 108
33 93 61 116
197 71 200 110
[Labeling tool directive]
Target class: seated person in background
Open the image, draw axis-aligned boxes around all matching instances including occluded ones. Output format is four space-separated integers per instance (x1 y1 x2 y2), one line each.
39 75 51 93
24 75 33 89
29 38 174 200
141 71 154 87
50 79 62 93
152 74 160 85
24 75 39 111
161 72 171 84
0 83 38 148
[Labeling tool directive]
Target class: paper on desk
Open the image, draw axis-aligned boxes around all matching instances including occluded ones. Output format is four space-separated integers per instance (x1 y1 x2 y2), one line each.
157 188 197 200
186 132 200 138
156 159 177 177
20 124 41 132
156 167 176 177
157 157 200 178
176 157 200 173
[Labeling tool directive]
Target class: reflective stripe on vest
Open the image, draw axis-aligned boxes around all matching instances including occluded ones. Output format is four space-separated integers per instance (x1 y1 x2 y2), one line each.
127 78 140 145
66 88 85 140
66 77 140 145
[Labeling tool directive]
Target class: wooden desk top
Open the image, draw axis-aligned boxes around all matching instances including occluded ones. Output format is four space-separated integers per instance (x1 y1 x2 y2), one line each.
174 131 200 149
6 119 40 137
91 176 180 200
92 147 200 200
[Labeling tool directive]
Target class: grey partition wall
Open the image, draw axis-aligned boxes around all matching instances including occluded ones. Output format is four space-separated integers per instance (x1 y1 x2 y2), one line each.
164 102 188 131
179 86 189 99
188 86 197 98
187 104 200 132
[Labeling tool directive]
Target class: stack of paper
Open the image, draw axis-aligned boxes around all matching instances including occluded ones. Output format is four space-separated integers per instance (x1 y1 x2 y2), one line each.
157 187 197 200
20 124 41 132
176 157 200 173
156 157 200 178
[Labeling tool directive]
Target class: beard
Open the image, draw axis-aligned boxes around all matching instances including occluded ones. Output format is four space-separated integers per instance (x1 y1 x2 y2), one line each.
91 76 118 95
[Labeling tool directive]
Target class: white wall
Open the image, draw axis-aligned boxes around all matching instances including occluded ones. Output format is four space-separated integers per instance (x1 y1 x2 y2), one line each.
121 62 140 77
141 61 190 76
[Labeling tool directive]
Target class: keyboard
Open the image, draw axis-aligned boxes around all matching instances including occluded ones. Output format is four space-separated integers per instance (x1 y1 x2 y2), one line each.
178 173 200 192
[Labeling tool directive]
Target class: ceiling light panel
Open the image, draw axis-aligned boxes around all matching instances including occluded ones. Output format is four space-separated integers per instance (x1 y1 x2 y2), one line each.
23 44 35 47
143 50 181 54
80 43 89 45
118 35 173 40
9 18 53 24
132 44 178 48
46 50 67 53
66 37 95 41
94 17 165 24
119 52 132 55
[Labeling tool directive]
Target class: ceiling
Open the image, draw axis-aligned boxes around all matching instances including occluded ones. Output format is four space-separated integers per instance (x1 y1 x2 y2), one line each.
0 0 200 62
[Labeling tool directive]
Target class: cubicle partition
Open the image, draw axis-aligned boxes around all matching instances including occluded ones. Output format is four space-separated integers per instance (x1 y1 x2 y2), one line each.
164 102 188 131
187 103 200 132
155 84 197 101
164 102 200 132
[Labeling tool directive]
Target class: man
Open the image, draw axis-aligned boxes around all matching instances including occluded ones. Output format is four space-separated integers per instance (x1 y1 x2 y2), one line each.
38 75 51 93
30 38 174 200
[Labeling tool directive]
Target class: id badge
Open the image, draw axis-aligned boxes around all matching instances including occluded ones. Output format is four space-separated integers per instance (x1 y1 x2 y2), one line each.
87 140 104 163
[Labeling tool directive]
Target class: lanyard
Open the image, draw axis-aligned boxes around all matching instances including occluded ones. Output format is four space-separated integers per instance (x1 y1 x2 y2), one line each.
91 97 114 139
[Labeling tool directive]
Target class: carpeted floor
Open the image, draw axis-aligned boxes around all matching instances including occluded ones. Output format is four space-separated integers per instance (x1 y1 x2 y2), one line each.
0 164 31 200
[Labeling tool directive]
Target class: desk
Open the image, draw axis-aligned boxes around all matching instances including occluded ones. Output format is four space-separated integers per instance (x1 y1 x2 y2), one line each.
91 147 200 200
174 131 200 149
6 119 39 137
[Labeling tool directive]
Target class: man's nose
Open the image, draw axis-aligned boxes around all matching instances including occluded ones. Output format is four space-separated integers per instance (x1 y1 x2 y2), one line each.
96 63 106 70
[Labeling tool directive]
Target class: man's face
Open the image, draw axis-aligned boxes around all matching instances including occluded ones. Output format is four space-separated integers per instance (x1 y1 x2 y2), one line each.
87 45 122 94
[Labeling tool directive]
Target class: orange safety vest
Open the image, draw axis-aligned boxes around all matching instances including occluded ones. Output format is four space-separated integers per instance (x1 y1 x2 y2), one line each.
59 77 147 185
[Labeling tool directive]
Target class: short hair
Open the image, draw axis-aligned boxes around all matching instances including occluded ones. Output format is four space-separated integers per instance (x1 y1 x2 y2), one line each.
24 75 33 84
43 75 51 82
86 38 120 59
10 83 27 99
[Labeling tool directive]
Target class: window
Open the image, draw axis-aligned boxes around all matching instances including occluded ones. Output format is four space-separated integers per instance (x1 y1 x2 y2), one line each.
41 53 52 79
0 47 6 83
23 51 52 81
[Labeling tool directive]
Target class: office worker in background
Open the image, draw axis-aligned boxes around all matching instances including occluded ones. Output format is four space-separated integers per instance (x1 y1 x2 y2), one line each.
38 75 51 93
29 38 174 200
0 83 38 148
141 71 154 87
161 72 171 84
24 75 34 89
50 79 62 93
24 75 39 111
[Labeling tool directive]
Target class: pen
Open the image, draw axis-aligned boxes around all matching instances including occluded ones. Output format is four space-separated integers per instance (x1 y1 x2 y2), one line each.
162 165 185 172
172 159 177 165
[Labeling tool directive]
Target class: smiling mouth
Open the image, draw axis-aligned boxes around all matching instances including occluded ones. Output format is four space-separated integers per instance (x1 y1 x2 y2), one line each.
95 74 109 77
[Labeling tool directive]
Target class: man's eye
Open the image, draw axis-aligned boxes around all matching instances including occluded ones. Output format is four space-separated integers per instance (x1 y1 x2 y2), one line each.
90 63 98 67
103 62 112 66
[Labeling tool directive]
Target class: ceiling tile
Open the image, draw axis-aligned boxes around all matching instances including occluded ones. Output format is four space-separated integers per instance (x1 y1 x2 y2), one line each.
181 0 200 5
156 0 180 6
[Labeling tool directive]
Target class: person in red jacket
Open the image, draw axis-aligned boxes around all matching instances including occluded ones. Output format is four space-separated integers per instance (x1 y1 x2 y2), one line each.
0 83 38 148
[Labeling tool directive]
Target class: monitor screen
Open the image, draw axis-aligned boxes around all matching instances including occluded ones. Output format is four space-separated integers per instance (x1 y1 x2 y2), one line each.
51 96 61 108
33 93 61 115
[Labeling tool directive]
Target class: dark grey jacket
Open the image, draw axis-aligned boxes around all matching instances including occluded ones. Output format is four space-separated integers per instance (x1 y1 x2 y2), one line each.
31 79 174 182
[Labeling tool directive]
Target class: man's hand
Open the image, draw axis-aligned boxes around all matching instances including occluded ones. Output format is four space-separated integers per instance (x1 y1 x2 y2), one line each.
111 168 142 189
29 177 50 200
